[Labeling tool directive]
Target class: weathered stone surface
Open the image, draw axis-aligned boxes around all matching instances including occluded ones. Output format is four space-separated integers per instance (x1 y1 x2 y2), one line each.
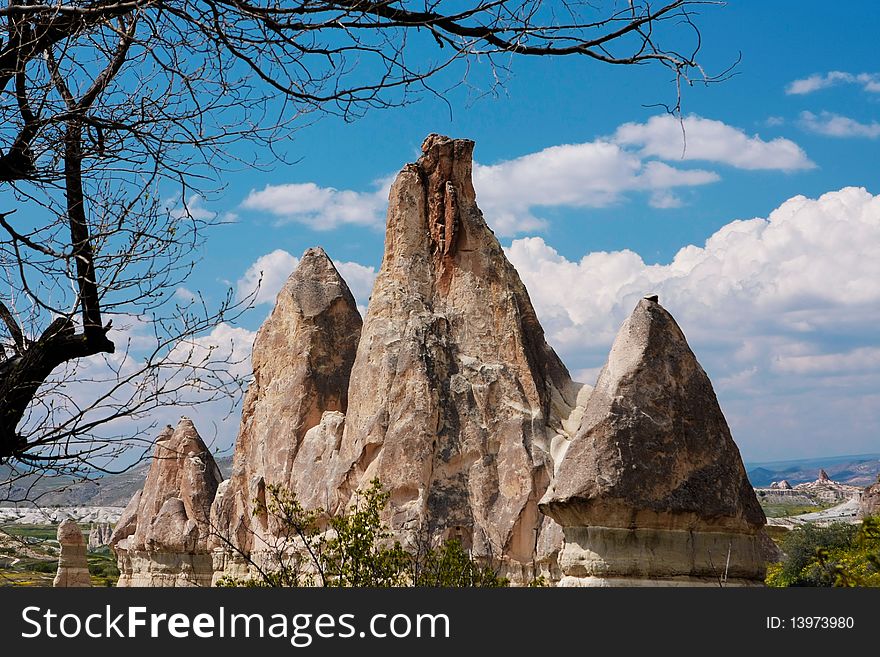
293 135 584 582
209 248 362 578
88 522 113 550
859 478 880 518
540 297 766 586
110 418 221 586
53 518 91 587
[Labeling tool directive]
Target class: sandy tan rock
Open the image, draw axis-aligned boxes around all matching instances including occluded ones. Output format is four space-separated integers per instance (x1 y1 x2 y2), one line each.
295 135 584 582
860 478 880 518
110 418 222 586
209 248 362 578
88 522 113 550
540 297 766 586
53 519 91 587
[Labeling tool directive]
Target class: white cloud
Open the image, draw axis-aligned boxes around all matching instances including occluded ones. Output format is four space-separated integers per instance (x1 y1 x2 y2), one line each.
799 111 880 138
241 178 391 230
648 190 684 209
239 116 811 237
471 139 719 234
168 322 256 382
169 194 216 222
236 249 376 309
335 261 378 307
613 114 815 171
236 249 300 306
786 71 880 95
505 187 880 460
173 287 198 303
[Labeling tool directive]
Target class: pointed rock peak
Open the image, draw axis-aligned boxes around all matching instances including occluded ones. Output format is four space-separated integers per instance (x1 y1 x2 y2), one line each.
274 246 359 320
818 468 830 482
417 134 476 262
155 425 174 443
541 298 764 533
209 243 363 564
165 417 212 458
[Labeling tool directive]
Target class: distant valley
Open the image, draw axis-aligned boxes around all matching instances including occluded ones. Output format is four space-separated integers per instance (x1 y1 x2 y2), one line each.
746 454 880 488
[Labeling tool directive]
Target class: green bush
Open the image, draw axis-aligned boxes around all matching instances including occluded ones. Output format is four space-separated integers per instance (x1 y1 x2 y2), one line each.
767 517 880 587
218 479 507 588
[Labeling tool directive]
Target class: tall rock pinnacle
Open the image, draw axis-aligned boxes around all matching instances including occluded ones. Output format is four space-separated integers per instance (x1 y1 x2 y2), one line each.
540 298 766 586
110 418 222 586
209 248 363 573
305 134 585 580
53 519 91 587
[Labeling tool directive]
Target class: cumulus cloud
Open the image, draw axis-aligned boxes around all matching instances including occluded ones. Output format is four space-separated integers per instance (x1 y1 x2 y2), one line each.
236 249 376 310
786 71 880 95
506 187 880 459
612 114 815 171
241 178 391 230
241 116 811 237
236 249 300 306
471 140 719 234
799 111 880 138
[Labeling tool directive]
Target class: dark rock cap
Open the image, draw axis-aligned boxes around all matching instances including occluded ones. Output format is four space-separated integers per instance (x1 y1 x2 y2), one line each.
540 297 765 533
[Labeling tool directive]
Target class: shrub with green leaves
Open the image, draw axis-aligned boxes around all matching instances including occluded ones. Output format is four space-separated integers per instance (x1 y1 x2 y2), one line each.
766 517 880 587
217 479 508 588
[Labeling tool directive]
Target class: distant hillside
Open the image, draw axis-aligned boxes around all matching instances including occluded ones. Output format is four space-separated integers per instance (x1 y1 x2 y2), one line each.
1 456 233 508
746 454 880 487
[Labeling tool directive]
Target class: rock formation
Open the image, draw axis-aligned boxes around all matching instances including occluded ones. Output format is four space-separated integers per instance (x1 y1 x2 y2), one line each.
110 418 222 586
793 474 860 504
209 248 363 580
277 134 586 582
540 297 766 586
53 519 91 587
88 522 113 550
860 477 880 518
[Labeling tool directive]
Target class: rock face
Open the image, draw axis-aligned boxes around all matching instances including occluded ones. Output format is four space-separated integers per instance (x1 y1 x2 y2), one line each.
209 248 363 579
859 478 880 518
53 519 91 587
88 522 113 550
110 418 222 586
818 468 831 483
287 134 585 581
540 297 766 586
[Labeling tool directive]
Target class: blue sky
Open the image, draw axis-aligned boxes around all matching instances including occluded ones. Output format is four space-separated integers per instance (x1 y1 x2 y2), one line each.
143 2 880 463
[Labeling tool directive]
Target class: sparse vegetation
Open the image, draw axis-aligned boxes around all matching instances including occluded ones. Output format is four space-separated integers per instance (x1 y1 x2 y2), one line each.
218 479 508 588
766 517 880 587
760 502 837 518
1 523 118 586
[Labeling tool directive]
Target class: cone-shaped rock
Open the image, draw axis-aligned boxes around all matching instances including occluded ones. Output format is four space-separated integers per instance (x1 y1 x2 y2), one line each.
540 298 766 586
110 418 222 586
209 248 363 576
306 134 585 580
53 519 91 587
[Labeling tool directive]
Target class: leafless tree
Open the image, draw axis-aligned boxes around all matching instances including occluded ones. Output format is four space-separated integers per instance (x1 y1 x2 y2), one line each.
0 1 725 488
